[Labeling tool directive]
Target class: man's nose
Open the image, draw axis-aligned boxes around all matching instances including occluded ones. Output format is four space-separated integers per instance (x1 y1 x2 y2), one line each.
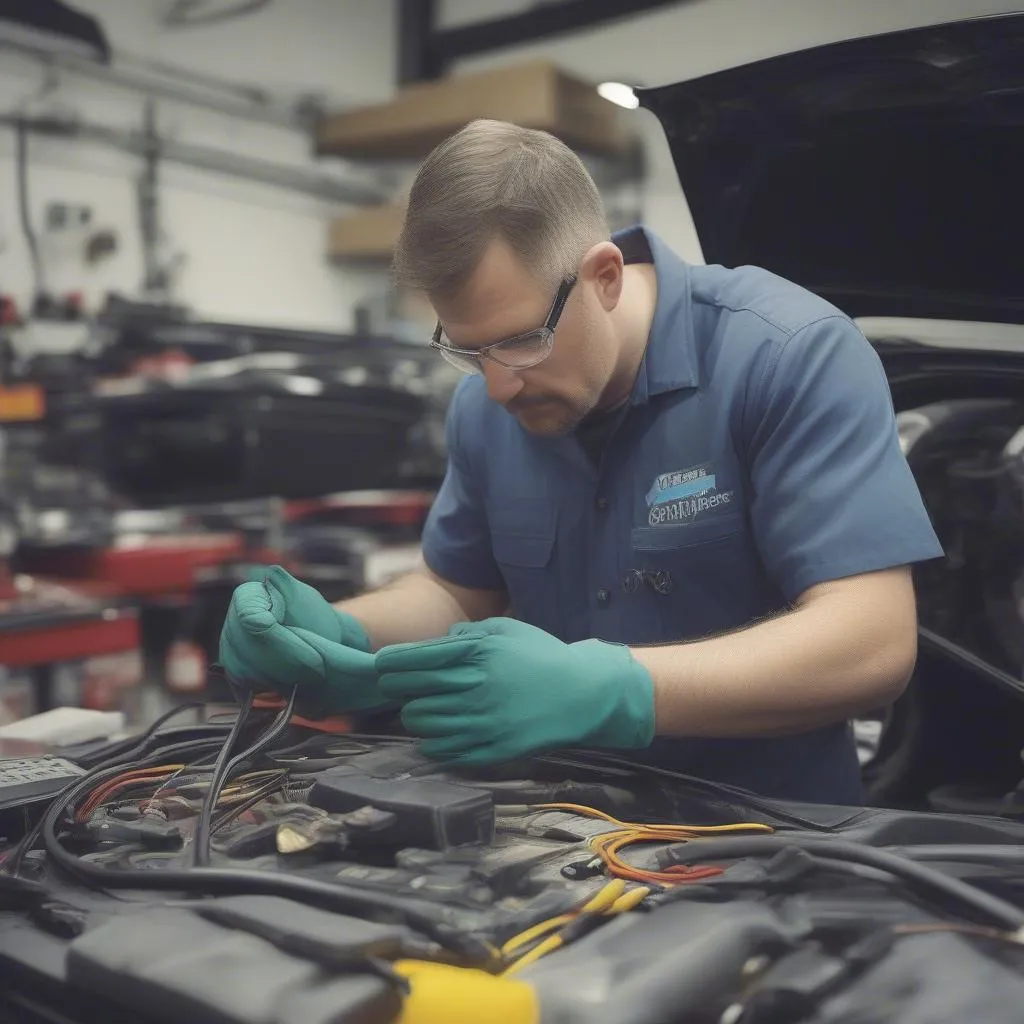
481 360 524 405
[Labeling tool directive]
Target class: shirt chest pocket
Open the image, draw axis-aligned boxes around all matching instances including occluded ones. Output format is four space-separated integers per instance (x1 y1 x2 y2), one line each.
490 500 563 635
629 512 758 641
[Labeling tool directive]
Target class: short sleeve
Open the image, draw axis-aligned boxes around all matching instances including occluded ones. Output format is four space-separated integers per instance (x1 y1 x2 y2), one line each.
746 315 943 601
420 384 506 592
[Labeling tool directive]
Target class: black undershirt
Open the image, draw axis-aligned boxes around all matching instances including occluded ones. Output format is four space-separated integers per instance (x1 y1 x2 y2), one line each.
575 401 629 467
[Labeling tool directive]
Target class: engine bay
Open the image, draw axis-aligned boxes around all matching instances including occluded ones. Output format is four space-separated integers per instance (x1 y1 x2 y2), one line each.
2 700 1024 1024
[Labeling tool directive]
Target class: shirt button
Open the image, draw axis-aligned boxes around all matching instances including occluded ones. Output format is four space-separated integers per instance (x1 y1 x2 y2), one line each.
595 496 609 510
596 588 611 605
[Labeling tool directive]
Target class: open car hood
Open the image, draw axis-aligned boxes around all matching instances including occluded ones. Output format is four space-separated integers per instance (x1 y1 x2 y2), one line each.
636 13 1024 324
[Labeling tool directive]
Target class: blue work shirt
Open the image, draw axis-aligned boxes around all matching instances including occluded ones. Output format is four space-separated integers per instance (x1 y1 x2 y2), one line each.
421 226 943 805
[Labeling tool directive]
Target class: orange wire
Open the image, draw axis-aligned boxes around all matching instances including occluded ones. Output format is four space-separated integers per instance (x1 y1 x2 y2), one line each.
78 768 170 817
592 831 723 885
532 802 774 887
77 766 184 821
78 766 275 821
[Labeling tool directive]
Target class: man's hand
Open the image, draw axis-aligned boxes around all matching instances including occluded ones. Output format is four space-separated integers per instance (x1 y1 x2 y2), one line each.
219 565 385 717
374 618 655 765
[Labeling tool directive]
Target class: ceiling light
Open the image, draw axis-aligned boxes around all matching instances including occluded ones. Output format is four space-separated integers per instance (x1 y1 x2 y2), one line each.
598 81 639 110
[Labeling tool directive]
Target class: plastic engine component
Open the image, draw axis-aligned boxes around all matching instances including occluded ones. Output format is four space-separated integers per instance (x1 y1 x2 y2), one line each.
66 907 400 1024
309 769 495 850
0 756 87 811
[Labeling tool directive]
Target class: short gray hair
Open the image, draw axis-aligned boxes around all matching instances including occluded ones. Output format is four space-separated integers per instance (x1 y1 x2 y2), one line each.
392 119 609 300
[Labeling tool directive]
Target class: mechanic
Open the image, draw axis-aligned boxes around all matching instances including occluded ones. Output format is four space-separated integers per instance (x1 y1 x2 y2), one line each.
220 119 944 804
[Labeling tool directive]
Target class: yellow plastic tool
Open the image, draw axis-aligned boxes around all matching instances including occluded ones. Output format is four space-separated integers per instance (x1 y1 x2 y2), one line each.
392 960 540 1024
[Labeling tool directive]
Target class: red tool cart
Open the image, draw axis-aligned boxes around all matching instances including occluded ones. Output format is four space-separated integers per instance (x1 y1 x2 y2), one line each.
0 571 140 722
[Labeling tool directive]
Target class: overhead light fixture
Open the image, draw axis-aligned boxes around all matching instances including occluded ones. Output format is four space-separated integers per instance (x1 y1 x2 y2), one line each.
0 0 110 62
597 81 639 110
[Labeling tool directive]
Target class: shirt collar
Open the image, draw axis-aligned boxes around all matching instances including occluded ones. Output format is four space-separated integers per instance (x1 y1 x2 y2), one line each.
612 225 700 405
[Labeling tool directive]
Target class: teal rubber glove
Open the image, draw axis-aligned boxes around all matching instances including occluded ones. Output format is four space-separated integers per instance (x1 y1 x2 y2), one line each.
374 617 655 766
218 565 385 717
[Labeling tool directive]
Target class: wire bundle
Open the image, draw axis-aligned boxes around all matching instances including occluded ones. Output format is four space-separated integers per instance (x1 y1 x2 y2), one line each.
500 878 651 975
75 765 188 822
193 687 298 866
534 803 775 886
73 766 288 827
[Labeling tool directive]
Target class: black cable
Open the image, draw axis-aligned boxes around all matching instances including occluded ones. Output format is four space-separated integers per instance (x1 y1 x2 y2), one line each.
7 698 291 876
193 687 299 866
654 835 1024 932
223 691 298 775
30 709 491 958
539 751 838 832
38 771 483 959
882 845 1024 864
192 690 255 867
210 773 288 834
14 119 44 304
68 702 210 769
2 735 231 877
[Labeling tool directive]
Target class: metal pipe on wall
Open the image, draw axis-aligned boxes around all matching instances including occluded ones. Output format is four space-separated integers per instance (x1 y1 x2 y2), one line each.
1 114 392 207
0 38 314 131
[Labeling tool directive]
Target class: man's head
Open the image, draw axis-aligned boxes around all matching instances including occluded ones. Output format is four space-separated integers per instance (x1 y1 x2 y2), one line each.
393 119 632 436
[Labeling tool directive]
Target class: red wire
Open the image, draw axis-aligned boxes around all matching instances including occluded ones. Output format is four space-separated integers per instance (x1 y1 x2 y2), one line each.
76 767 180 821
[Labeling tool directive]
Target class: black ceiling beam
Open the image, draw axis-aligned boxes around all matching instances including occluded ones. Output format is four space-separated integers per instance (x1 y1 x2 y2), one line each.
429 0 688 69
397 0 440 85
0 0 110 62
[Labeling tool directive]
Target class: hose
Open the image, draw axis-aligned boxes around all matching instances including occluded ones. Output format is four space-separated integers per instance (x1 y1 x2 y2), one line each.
655 835 1024 932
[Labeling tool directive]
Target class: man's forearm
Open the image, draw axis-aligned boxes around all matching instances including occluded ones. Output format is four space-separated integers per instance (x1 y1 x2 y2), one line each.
335 563 506 650
630 569 918 738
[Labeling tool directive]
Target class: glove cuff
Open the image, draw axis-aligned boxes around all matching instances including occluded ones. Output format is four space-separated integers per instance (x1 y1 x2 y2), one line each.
572 640 656 749
335 610 373 653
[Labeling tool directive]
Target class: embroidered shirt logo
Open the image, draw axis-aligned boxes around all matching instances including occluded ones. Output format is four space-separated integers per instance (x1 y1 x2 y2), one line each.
645 462 734 526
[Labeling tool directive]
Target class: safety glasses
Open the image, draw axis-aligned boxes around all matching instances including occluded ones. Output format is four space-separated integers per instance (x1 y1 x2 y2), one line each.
430 276 576 375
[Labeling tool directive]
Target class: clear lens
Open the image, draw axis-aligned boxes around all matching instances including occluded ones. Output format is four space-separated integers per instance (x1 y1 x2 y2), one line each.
489 330 552 369
433 328 553 375
436 345 482 375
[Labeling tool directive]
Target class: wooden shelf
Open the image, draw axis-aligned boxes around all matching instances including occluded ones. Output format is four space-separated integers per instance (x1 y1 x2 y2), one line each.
328 202 405 263
317 59 628 161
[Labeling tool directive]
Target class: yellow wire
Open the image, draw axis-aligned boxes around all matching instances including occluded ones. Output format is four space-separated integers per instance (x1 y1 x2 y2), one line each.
500 914 574 956
503 933 563 975
502 883 653 976
610 885 651 912
533 803 774 837
500 879 626 956
501 803 775 965
583 878 627 912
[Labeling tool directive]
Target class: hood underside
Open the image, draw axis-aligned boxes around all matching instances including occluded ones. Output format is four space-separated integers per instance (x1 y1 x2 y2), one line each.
637 13 1024 324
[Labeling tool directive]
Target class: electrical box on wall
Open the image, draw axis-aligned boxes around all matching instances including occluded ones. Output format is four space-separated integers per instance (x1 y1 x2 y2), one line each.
45 203 92 232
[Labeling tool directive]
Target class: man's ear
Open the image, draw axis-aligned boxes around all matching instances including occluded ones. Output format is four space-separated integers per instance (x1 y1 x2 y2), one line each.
579 241 625 312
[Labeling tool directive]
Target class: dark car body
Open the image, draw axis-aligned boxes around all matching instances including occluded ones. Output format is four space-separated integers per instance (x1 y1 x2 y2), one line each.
638 11 1024 815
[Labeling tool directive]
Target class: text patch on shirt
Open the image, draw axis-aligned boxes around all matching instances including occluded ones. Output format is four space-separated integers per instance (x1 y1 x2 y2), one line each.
644 460 735 526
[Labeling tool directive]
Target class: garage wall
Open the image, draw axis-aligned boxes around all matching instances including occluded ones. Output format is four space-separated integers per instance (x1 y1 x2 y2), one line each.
0 0 394 331
440 0 1020 262
1 2 1014 331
